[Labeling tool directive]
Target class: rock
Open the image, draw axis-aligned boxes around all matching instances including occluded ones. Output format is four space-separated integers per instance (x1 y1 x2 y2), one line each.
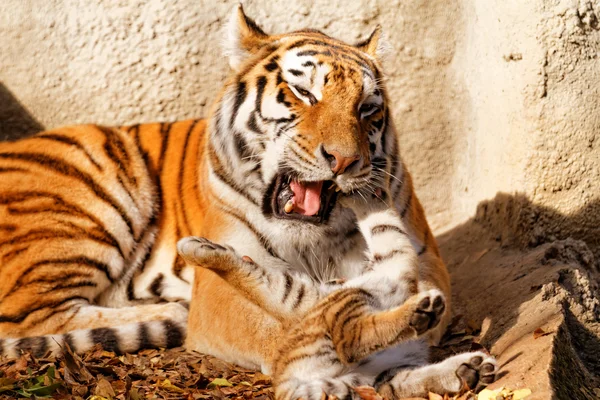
438 208 600 399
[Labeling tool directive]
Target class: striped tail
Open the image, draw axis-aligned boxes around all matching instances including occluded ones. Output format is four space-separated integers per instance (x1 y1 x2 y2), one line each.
0 319 185 358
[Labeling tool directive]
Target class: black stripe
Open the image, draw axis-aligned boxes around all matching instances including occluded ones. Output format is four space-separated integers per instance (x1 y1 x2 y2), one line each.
330 297 364 326
63 333 75 353
138 322 154 350
373 249 406 263
276 89 292 107
264 58 279 72
292 284 305 309
255 76 267 116
301 61 315 67
0 153 135 236
127 278 135 301
35 134 103 170
230 81 247 128
14 256 115 289
0 296 87 324
400 190 412 218
98 127 135 186
162 320 184 348
233 131 253 161
2 210 121 255
246 112 263 134
210 157 260 207
334 302 367 336
40 280 97 293
371 225 406 236
137 235 155 273
380 118 389 153
91 327 120 353
288 69 304 76
0 166 27 173
158 122 173 169
177 120 200 236
417 230 429 256
149 273 164 296
288 39 373 67
282 273 293 303
296 50 318 56
0 191 123 256
17 336 49 358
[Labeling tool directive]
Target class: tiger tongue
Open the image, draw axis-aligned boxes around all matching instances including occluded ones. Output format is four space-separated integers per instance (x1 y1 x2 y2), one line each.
289 181 323 216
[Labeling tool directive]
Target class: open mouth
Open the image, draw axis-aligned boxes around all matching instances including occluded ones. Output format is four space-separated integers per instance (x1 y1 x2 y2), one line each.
269 174 339 224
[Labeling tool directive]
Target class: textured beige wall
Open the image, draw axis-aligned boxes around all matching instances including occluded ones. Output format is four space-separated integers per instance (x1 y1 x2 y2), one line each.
1 0 598 256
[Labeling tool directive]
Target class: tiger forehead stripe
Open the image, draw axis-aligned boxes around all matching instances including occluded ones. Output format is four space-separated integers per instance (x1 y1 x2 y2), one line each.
287 38 377 67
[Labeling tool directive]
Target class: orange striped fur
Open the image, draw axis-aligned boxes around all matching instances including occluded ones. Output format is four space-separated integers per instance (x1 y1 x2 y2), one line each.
0 5 496 399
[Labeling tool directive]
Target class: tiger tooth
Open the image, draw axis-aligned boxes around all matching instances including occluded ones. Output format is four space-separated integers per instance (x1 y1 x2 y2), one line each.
284 199 294 213
335 187 341 192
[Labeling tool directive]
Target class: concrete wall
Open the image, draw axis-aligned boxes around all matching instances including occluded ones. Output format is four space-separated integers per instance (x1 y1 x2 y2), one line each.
1 0 598 255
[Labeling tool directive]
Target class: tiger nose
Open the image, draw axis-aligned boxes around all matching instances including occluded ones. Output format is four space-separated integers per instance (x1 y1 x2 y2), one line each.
322 147 361 175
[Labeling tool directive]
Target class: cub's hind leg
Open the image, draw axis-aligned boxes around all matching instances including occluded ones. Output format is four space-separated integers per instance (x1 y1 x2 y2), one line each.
375 352 498 399
272 289 445 400
325 288 445 365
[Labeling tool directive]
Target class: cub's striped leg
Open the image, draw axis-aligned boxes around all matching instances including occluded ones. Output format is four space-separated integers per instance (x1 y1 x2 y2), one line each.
375 352 498 399
324 288 444 365
0 301 188 357
340 199 420 308
177 237 322 319
273 289 444 400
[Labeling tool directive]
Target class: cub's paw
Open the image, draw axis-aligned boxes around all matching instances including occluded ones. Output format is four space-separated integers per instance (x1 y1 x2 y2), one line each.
455 352 497 392
177 236 236 267
410 289 446 335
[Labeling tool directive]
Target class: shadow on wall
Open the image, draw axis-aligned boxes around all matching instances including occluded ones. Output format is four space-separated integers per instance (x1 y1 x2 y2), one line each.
0 83 44 141
436 192 600 394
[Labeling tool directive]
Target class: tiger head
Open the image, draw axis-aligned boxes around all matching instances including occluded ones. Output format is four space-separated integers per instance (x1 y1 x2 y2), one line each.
209 6 395 226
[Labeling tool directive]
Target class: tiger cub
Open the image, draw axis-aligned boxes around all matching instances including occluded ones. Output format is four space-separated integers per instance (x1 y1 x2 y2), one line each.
178 191 497 399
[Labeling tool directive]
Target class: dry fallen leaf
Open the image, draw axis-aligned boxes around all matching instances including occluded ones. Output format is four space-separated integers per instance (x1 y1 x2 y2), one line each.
477 387 532 400
352 385 384 400
533 327 552 339
428 392 444 400
207 377 233 389
159 378 186 393
466 319 482 334
94 377 116 398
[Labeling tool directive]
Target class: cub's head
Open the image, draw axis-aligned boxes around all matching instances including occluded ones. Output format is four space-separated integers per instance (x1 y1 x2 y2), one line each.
209 6 395 226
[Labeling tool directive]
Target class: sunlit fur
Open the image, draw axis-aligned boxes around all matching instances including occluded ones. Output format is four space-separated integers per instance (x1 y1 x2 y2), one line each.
0 5 464 395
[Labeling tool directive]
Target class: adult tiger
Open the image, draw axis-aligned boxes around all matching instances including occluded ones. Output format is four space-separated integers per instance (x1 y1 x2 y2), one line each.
0 4 451 376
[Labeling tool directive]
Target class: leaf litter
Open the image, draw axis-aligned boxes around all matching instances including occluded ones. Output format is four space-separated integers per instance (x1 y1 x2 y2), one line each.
0 318 531 399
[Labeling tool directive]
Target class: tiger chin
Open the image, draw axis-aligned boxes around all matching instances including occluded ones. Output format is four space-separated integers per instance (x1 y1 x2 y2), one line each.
0 4 495 398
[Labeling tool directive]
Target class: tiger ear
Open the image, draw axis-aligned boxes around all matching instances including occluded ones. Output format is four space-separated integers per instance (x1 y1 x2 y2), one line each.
224 4 272 71
355 25 389 60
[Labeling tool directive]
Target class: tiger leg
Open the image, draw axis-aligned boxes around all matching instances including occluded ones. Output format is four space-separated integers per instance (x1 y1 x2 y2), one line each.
0 296 188 357
0 317 186 358
177 236 322 319
326 288 445 365
375 352 498 399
